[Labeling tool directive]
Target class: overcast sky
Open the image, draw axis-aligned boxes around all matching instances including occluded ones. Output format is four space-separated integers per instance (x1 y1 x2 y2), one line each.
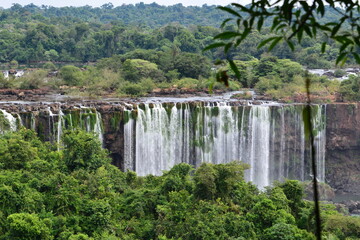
0 0 252 9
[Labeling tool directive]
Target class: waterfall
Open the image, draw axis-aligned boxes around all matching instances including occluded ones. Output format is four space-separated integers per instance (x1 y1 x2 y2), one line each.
133 103 190 176
0 110 18 133
248 106 271 189
313 105 327 182
63 106 104 143
15 106 104 147
95 111 104 144
123 102 327 188
124 116 135 171
0 101 326 188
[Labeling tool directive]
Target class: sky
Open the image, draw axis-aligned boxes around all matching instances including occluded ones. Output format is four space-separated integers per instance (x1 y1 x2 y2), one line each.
0 0 252 9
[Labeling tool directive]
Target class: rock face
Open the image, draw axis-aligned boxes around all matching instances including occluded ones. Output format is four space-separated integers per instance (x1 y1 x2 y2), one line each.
326 103 360 194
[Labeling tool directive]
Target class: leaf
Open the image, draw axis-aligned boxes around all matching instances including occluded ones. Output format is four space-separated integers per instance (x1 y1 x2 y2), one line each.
271 17 280 31
217 6 242 18
216 70 229 87
203 42 226 52
339 42 351 52
340 56 348 66
257 37 279 49
231 3 250 13
353 52 360 64
214 31 241 40
303 25 313 38
257 17 264 31
243 20 248 29
286 40 295 51
336 52 347 65
240 28 250 41
228 60 241 80
275 24 288 32
312 25 317 37
249 17 255 29
297 28 303 43
321 42 326 53
300 1 309 12
224 43 233 54
268 37 282 51
354 37 360 46
317 0 325 16
221 71 229 87
220 18 233 28
331 24 341 37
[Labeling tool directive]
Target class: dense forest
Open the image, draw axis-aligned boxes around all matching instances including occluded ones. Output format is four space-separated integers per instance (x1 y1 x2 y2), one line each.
0 129 359 240
0 4 359 101
0 4 350 65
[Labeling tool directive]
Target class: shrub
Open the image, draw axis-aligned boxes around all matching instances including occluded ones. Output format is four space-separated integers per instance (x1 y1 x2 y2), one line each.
139 78 156 93
333 69 346 78
174 78 199 89
255 76 282 94
59 65 84 86
62 130 110 171
5 213 52 240
43 62 57 70
262 223 315 240
0 131 41 170
0 76 13 89
120 82 146 96
19 70 48 89
324 215 360 239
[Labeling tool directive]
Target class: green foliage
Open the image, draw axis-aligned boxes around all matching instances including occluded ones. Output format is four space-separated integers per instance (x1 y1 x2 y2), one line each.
173 52 211 79
333 69 346 78
324 214 360 239
277 180 305 217
339 75 360 101
161 163 193 194
0 129 43 170
62 129 110 171
43 62 57 70
5 213 52 240
194 163 217 200
0 72 16 89
262 223 315 240
19 70 48 89
9 60 19 69
212 0 360 66
255 76 282 94
174 78 199 89
59 66 84 86
122 59 165 83
0 130 355 239
0 4 356 99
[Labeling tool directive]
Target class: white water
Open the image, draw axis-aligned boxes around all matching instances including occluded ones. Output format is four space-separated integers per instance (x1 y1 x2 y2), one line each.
124 102 327 188
46 106 104 146
0 101 326 188
0 110 18 133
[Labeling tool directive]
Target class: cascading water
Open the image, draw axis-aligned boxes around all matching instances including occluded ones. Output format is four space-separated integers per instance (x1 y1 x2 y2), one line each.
0 109 19 133
0 100 326 188
313 105 326 182
124 102 327 188
133 103 192 176
0 106 104 148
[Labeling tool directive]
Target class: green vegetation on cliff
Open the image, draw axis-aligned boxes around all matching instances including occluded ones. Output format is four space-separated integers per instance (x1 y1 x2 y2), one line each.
0 129 358 239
